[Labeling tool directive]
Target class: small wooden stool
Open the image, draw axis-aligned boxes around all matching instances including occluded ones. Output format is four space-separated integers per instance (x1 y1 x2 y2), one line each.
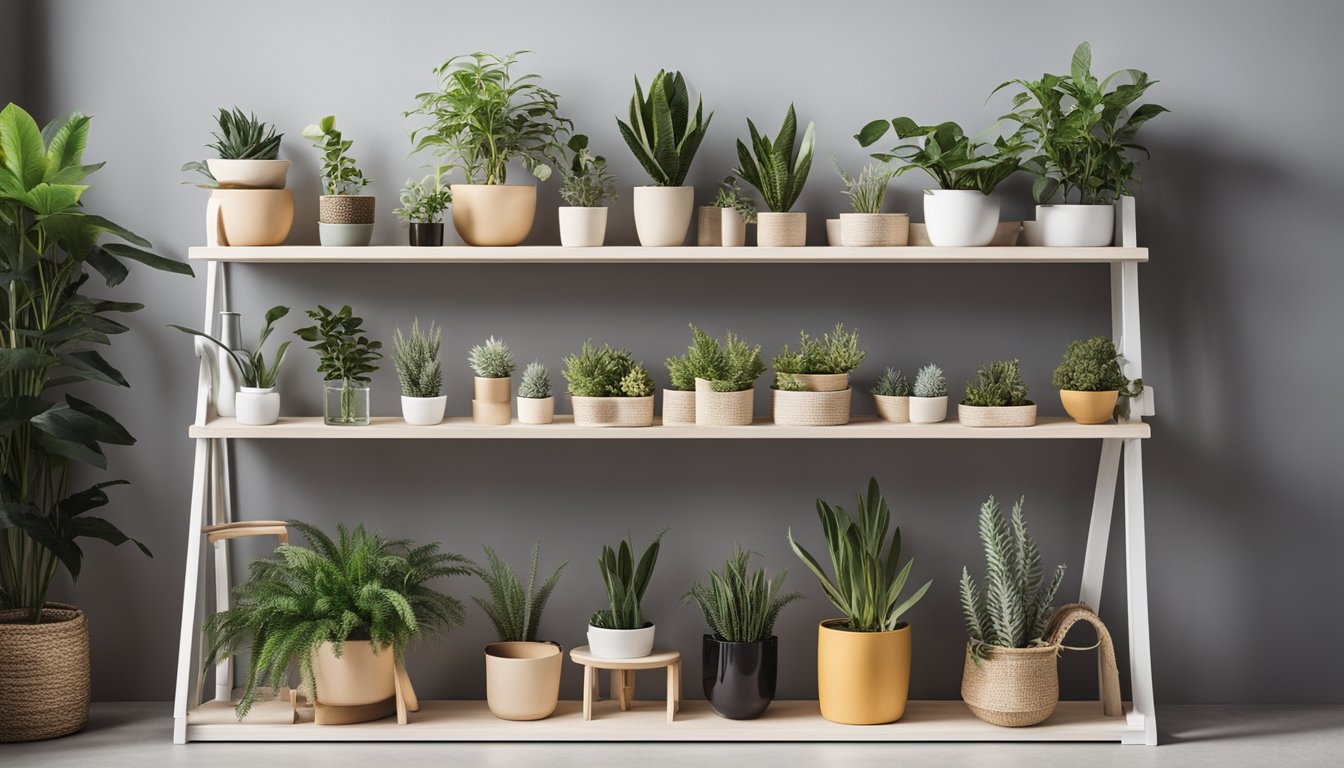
569 646 681 723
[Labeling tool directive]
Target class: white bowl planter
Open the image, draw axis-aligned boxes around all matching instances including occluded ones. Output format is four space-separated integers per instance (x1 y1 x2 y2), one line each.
923 190 999 247
1036 204 1114 247
694 379 755 426
697 206 722 246
205 159 291 189
873 394 910 423
909 395 949 424
401 395 447 426
517 396 555 425
558 207 608 247
633 186 694 246
571 396 655 427
586 624 656 659
720 208 746 247
661 389 696 426
235 387 280 426
757 212 806 247
840 213 909 247
958 402 1038 427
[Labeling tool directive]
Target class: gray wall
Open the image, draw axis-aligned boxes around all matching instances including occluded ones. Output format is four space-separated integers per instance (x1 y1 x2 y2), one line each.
18 0 1342 705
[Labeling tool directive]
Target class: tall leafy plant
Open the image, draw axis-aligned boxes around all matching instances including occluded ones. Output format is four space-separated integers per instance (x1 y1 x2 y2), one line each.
590 529 666 630
471 541 568 643
683 547 803 643
170 306 292 389
616 70 713 187
293 305 382 423
733 104 816 213
856 118 1023 195
301 115 369 196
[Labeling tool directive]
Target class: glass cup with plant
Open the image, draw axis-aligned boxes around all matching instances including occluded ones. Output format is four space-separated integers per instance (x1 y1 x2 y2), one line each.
294 305 382 426
733 104 815 247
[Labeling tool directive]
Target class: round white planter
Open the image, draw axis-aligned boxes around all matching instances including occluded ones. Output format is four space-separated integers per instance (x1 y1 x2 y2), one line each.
1036 204 1114 247
909 395 949 424
235 387 279 426
632 186 694 246
558 206 608 247
923 190 1000 247
517 396 555 425
586 623 656 659
401 395 447 426
205 158 291 190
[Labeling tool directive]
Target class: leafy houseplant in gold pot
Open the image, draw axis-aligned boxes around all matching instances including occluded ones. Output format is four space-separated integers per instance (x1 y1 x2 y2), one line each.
618 70 712 246
959 359 1037 427
516 362 554 425
469 336 515 425
587 530 666 659
910 363 949 423
303 115 374 246
183 108 293 246
558 134 618 247
683 325 764 427
1 105 192 742
770 324 865 426
715 176 756 247
835 161 907 246
1052 336 1143 424
408 51 571 247
393 176 450 247
393 320 446 426
294 305 382 426
871 367 911 423
171 306 292 426
472 542 568 721
734 104 815 247
789 478 932 725
562 341 656 427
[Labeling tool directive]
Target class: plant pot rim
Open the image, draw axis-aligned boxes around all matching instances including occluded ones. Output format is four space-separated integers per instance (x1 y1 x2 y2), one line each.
518 395 555 401
401 393 447 400
485 639 561 656
0 602 84 626
559 205 609 210
1037 202 1113 208
451 182 537 188
1059 389 1119 395
924 188 993 196
320 194 375 199
965 641 1059 657
324 380 370 388
475 375 511 380
840 211 908 218
694 377 753 394
570 394 655 401
634 184 692 189
819 618 909 634
409 220 444 225
702 633 777 645
587 621 654 631
911 394 948 399
958 401 1036 407
239 386 275 394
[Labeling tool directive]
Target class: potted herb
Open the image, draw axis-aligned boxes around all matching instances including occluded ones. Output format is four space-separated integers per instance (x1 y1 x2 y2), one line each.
789 478 932 724
516 361 554 425
393 176 451 247
733 104 815 247
871 366 911 423
998 42 1166 247
770 324 865 426
469 336 516 425
392 319 445 426
910 363 949 423
587 530 667 658
835 160 906 246
684 325 765 427
856 118 1023 247
960 359 1037 427
302 115 374 247
203 521 470 721
714 176 756 247
171 306 292 426
1052 336 1142 424
558 134 618 247
294 305 382 426
471 542 568 721
407 51 572 246
562 341 656 427
683 547 802 720
662 352 697 426
617 70 713 246
183 107 293 247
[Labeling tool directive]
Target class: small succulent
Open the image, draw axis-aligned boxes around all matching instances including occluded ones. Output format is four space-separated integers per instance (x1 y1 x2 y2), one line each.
206 107 283 160
468 336 516 379
963 359 1031 407
620 364 656 397
518 361 552 399
872 367 911 397
913 364 947 398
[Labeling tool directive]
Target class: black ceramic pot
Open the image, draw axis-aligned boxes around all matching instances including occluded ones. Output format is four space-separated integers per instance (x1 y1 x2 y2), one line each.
702 634 777 719
409 222 444 247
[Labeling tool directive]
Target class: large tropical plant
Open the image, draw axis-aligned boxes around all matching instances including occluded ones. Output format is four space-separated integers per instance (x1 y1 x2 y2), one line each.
616 70 713 187
733 104 816 213
0 104 193 623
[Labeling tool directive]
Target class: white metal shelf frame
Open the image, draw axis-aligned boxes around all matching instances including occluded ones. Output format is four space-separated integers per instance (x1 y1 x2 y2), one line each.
172 199 1157 745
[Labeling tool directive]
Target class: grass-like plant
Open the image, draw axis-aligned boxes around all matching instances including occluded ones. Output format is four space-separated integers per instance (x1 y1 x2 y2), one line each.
617 70 712 187
872 367 911 397
734 104 816 213
856 118 1023 195
683 547 803 643
468 336 516 379
590 529 667 630
301 115 370 196
680 324 764 393
963 359 1031 407
471 542 568 643
559 134 618 207
960 496 1065 662
913 363 947 398
772 323 866 376
1052 336 1143 395
171 306 292 390
714 175 757 224
181 107 283 183
202 520 471 718
294 305 382 423
788 478 932 632
835 160 896 214
518 361 552 399
563 341 653 397
392 319 443 398
393 177 451 224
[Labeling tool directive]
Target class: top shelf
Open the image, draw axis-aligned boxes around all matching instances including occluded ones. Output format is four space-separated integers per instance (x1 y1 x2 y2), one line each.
188 245 1148 264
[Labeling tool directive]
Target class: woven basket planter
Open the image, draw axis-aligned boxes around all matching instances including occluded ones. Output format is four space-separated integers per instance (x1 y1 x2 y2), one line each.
319 195 376 225
873 394 910 423
786 372 849 392
661 389 696 426
960 644 1059 727
757 212 806 247
571 395 654 427
517 396 554 425
840 213 909 247
0 603 90 742
772 388 851 426
694 379 755 426
958 402 1037 427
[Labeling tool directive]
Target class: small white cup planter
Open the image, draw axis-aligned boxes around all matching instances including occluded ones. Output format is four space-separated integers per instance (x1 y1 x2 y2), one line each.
697 206 722 246
661 389 696 425
517 396 555 425
909 395 949 424
558 207 608 247
571 396 655 427
958 402 1038 427
401 395 447 426
694 378 755 426
633 186 694 246
1035 204 1114 247
923 190 1000 247
586 623 656 659
235 387 280 426
757 212 806 247
873 394 910 423
720 208 747 247
840 213 909 247
826 218 841 246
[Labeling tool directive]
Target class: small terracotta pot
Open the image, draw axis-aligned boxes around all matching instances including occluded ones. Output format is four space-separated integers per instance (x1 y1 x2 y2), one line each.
840 213 909 247
517 396 554 425
206 188 294 247
757 211 806 247
571 395 654 427
958 402 1038 427
1059 390 1118 424
484 641 563 721
474 376 511 403
311 640 395 707
661 389 696 426
451 184 536 246
697 206 722 246
816 620 911 725
319 195 375 225
873 394 910 423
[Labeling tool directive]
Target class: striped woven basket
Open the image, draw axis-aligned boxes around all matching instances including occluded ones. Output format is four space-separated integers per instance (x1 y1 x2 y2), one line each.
661 389 696 426
571 395 655 427
0 603 90 742
694 379 754 426
958 402 1037 427
772 388 851 426
786 372 849 392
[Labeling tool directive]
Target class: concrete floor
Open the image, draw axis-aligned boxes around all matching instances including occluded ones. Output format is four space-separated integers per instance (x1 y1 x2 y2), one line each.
1 704 1340 767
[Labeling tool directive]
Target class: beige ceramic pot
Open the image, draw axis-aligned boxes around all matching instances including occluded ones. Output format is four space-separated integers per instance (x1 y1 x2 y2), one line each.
475 376 511 403
206 158 291 189
571 395 655 427
958 402 1038 427
697 206 722 246
484 641 563 721
840 213 909 247
206 188 294 246
720 208 747 247
757 211 806 247
694 378 755 426
1059 390 1119 424
451 184 536 246
633 186 694 246
472 400 512 425
661 389 696 425
873 394 910 423
0 604 90 742
517 396 555 425
816 620 911 725
311 640 395 707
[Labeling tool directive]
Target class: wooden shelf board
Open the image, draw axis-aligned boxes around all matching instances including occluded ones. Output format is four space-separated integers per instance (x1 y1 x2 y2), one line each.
188 245 1148 264
189 415 1150 440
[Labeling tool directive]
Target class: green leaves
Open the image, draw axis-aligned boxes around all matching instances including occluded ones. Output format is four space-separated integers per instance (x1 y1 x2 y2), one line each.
205 107 283 160
675 323 764 393
391 320 443 398
857 116 1023 194
467 336 515 379
962 359 1030 407
617 70 713 187
1 103 49 189
733 104 816 212
303 115 369 197
562 340 648 398
682 546 803 643
470 542 568 642
771 323 865 376
593 529 666 629
1051 335 1143 399
558 134 619 207
293 304 382 384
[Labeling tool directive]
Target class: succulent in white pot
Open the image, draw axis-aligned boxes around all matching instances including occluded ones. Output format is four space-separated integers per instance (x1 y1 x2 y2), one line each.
171 305 292 426
587 530 666 659
303 115 375 247
734 104 815 248
909 363 949 424
469 336 516 425
516 362 555 425
619 70 713 246
181 107 289 189
393 320 446 426
871 367 911 423
557 135 618 247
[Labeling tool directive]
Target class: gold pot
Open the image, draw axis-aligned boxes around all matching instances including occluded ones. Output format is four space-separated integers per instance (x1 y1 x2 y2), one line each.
816 619 911 725
1059 390 1119 424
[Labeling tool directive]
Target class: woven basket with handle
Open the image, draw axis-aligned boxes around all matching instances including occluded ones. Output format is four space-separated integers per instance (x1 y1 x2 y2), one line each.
0 603 90 742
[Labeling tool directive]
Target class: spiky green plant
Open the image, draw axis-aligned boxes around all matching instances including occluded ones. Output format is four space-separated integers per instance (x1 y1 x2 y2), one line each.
468 336 516 379
913 363 947 398
714 175 757 224
620 364 655 397
963 359 1031 407
171 306 292 389
960 496 1066 662
680 324 765 393
616 70 713 187
302 115 370 196
733 104 816 213
181 107 283 182
518 361 552 399
471 542 567 643
683 547 803 643
834 160 897 214
391 319 443 398
590 529 667 629
772 323 865 375
774 373 805 392
872 367 911 397
562 341 650 398
665 353 695 392
788 477 932 632
202 520 471 719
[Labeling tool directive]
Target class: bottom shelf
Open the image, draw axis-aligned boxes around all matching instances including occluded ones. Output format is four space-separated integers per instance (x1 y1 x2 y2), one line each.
186 699 1144 743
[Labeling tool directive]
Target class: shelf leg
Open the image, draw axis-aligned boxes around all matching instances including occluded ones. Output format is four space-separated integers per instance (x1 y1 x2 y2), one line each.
1123 438 1158 745
211 439 233 703
172 438 211 744
1079 439 1123 609
582 665 594 721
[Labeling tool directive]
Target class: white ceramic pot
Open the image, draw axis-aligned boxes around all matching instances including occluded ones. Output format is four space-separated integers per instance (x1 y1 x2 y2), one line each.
401 395 446 426
826 218 841 246
205 158 291 190
517 396 555 425
1035 204 1114 247
923 190 1000 247
757 211 806 247
873 394 910 423
909 395 949 424
632 186 694 246
586 623 656 659
558 206 608 247
235 387 279 426
697 206 722 246
720 208 746 247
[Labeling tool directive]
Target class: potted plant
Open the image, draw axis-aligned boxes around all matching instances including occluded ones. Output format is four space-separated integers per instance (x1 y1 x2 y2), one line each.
617 70 713 246
683 547 802 720
562 341 656 427
910 363 949 423
171 306 292 426
770 323 865 426
183 107 293 247
856 118 1023 246
302 115 374 247
203 520 471 721
997 42 1166 247
714 176 756 247
835 160 907 246
734 104 815 247
959 496 1066 726
558 134 618 247
871 366 911 423
392 319 445 426
685 325 765 427
1052 336 1142 424
393 176 451 247
407 51 571 246
516 361 554 425
294 305 382 426
469 336 516 425
662 352 696 426
471 542 568 721
789 478 932 725
587 530 667 658
960 359 1037 427
1 105 190 742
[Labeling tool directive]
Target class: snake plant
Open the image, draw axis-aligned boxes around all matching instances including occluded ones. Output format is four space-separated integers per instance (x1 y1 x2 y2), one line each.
590 529 667 629
733 104 816 213
616 70 713 186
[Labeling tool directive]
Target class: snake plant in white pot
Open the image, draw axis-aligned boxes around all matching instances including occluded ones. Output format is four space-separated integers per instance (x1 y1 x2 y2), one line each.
587 530 667 658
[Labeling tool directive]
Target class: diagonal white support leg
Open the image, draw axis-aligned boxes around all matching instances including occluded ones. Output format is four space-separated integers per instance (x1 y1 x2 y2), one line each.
1079 439 1123 610
1122 438 1158 745
173 438 211 744
211 439 233 703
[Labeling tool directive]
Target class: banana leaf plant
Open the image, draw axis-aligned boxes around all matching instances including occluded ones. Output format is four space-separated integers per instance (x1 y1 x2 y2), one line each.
0 103 193 623
616 70 712 187
589 529 666 629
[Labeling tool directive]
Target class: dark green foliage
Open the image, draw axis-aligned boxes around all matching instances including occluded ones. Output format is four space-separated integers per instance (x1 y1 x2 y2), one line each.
733 104 816 213
962 359 1031 407
772 323 865 375
591 529 667 629
679 324 765 393
302 115 369 196
683 547 803 643
856 117 1024 194
181 107 283 183
559 134 618 207
617 70 712 187
171 305 292 389
471 542 567 643
1051 336 1143 396
562 340 652 398
294 305 382 384
872 367 911 397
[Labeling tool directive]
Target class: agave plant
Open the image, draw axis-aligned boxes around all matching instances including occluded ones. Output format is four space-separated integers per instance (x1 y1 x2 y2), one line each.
181 107 283 183
616 70 713 187
170 306 292 389
733 104 816 213
471 542 568 643
590 529 667 629
683 547 803 643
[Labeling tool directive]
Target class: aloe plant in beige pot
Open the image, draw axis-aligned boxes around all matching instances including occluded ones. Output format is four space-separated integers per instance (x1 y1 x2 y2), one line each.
734 104 815 247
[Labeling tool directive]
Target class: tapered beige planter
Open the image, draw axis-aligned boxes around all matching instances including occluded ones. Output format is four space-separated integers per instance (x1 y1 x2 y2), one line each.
697 206 722 246
720 208 747 247
474 376 511 425
873 394 910 423
1059 390 1118 424
840 213 909 247
571 395 654 427
757 211 806 247
206 189 294 247
662 389 696 425
311 640 395 707
517 396 555 425
485 642 563 721
772 388 851 426
451 184 536 246
633 186 694 246
694 378 755 426
558 207 607 247
958 402 1038 427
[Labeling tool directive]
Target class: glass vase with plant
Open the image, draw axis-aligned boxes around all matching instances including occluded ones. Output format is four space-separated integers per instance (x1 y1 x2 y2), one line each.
294 305 382 426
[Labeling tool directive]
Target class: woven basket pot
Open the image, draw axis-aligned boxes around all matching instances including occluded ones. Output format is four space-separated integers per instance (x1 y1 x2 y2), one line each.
757 212 806 247
694 379 755 426
958 402 1037 427
787 372 849 392
772 388 851 426
318 195 376 225
0 603 90 742
516 396 554 425
697 206 723 246
1059 390 1118 424
661 389 697 426
873 394 910 423
571 395 655 427
840 213 909 247
960 644 1059 727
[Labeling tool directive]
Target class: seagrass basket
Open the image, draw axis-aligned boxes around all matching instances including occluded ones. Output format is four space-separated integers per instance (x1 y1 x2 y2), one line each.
0 603 90 742
694 379 754 426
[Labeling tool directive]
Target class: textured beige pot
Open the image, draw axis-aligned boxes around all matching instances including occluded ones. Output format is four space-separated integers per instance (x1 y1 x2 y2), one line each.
958 402 1038 427
311 640 395 707
319 195 375 225
517 396 555 425
1059 390 1119 424
960 644 1059 727
451 184 536 246
840 213 909 247
206 188 294 247
697 206 722 246
571 395 655 427
484 642 563 721
472 400 512 425
474 376 511 403
772 388 851 426
873 394 910 423
787 372 849 392
720 208 747 247
661 388 696 425
0 604 89 742
694 379 755 426
757 211 806 247
632 186 694 246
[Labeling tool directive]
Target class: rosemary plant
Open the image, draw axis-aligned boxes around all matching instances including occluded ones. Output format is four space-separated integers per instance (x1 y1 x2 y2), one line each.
392 319 443 398
471 542 568 643
872 367 911 397
772 323 866 376
680 324 764 393
563 341 653 397
683 547 803 643
963 359 1031 407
